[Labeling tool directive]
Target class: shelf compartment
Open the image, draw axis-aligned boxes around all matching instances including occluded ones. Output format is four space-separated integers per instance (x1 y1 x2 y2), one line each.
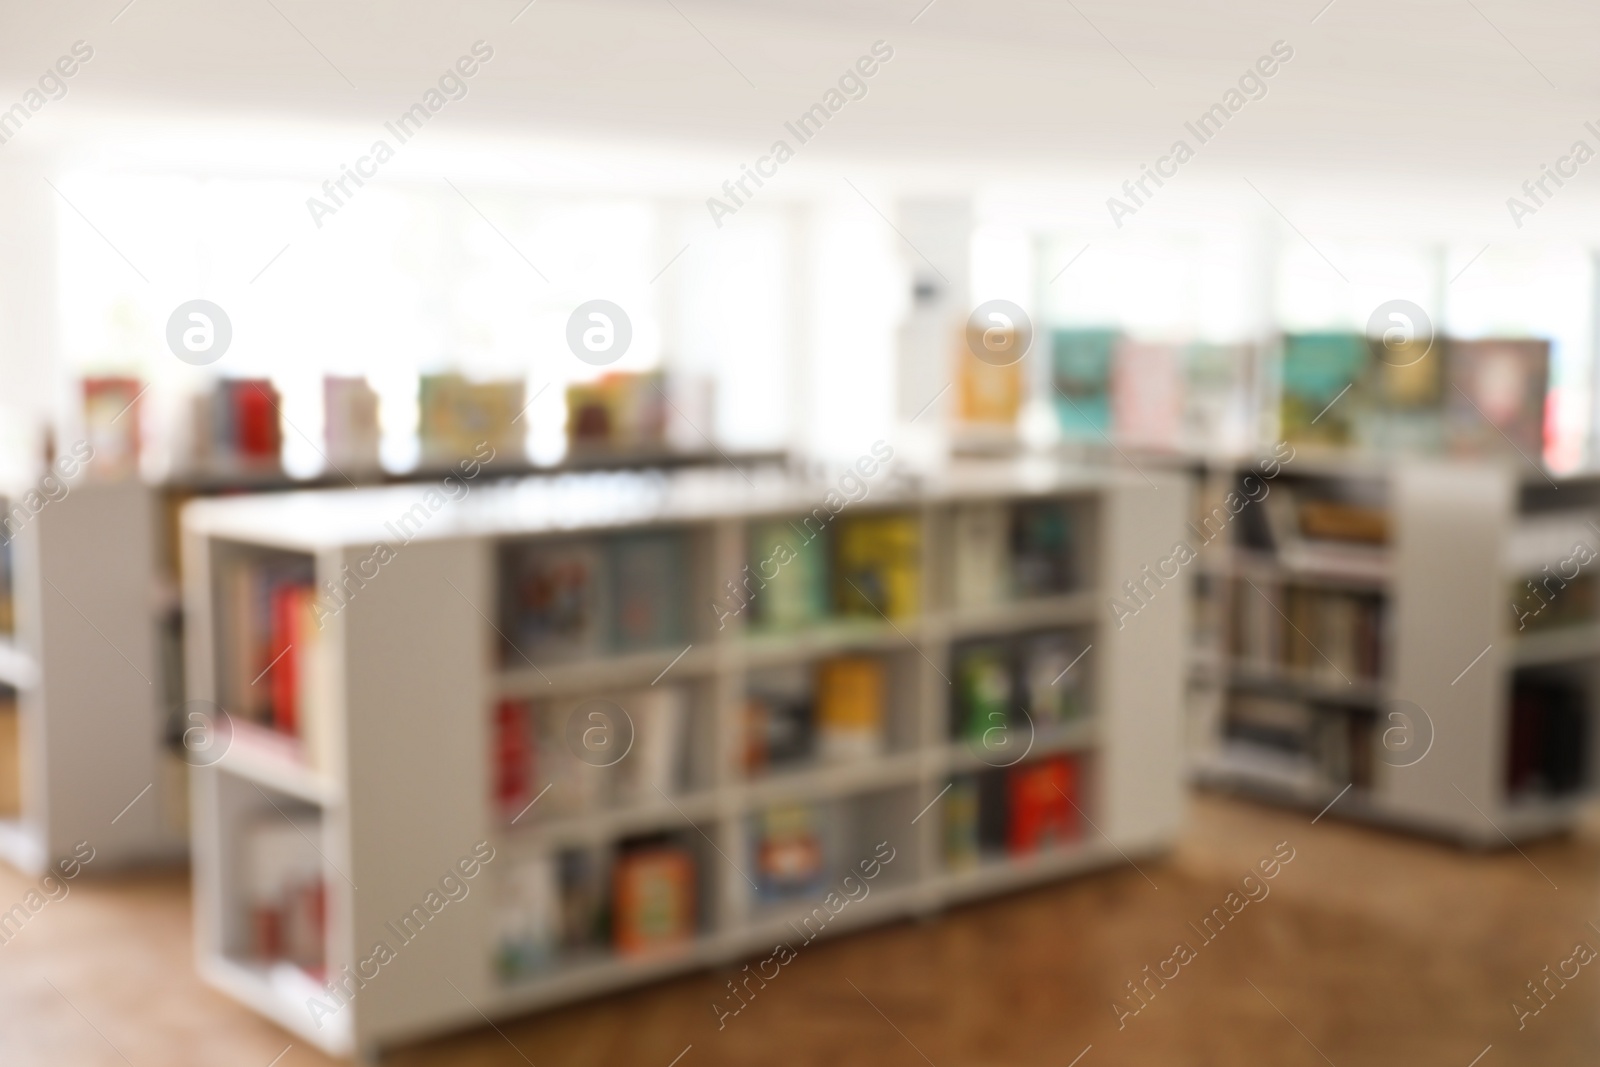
0 637 38 690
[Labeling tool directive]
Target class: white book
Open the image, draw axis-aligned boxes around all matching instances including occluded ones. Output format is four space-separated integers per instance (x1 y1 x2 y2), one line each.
952 503 1009 608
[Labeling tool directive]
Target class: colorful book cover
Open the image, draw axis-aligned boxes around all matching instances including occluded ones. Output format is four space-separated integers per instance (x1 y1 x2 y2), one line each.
955 642 1011 745
955 322 1025 427
609 531 687 652
753 802 827 899
612 846 695 955
743 666 814 773
1112 340 1183 450
834 513 920 620
814 656 886 762
1280 333 1368 446
496 856 560 980
505 539 604 662
420 373 524 464
1050 329 1117 441
748 520 829 629
1011 501 1075 598
82 376 143 479
1007 757 1078 854
567 371 669 453
1445 338 1549 459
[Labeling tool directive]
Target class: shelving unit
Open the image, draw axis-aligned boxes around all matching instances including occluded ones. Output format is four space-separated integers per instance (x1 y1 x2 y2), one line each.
0 446 784 878
180 461 1187 1058
1186 451 1600 845
0 476 177 874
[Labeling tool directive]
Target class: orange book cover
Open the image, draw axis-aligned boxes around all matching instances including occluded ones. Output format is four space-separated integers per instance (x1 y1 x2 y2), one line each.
613 847 695 955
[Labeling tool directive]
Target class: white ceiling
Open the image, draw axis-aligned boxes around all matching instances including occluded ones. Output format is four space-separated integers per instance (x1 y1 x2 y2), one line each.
4 1 1600 226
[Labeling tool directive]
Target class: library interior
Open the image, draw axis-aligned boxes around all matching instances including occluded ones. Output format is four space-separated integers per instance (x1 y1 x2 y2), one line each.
4 2 1600 1064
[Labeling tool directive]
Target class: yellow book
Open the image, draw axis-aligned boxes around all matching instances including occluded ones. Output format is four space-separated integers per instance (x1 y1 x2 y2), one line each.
815 656 885 762
835 514 921 620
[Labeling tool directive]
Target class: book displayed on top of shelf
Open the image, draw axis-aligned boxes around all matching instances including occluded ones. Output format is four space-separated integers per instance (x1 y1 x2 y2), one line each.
1050 329 1116 441
1445 339 1548 459
954 324 1025 428
1185 342 1257 454
1280 333 1368 447
190 379 285 471
419 373 523 466
82 376 143 480
1111 340 1183 451
322 376 381 473
834 513 920 620
567 371 667 454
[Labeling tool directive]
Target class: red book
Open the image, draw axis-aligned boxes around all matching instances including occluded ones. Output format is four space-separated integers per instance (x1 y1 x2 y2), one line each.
1007 757 1079 854
268 585 305 736
233 380 282 459
494 700 531 818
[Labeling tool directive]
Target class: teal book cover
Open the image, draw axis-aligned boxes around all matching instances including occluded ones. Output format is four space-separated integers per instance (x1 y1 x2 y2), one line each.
1050 329 1118 440
1281 332 1369 445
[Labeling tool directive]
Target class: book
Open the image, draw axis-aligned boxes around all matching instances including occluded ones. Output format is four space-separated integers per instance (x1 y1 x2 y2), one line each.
1112 340 1183 450
942 776 980 870
503 539 604 663
419 373 523 465
496 856 560 980
247 813 325 970
747 520 830 629
1280 333 1368 446
323 376 381 473
612 844 695 955
566 371 669 453
1007 757 1078 854
559 847 609 952
814 656 886 762
955 326 1025 426
219 554 316 739
82 376 143 479
954 641 1012 745
1011 501 1075 598
609 532 687 652
1185 342 1256 453
834 513 920 620
1050 329 1117 441
951 503 1009 608
1023 631 1090 731
753 802 827 900
493 699 533 821
743 666 814 773
617 686 690 804
1445 339 1549 459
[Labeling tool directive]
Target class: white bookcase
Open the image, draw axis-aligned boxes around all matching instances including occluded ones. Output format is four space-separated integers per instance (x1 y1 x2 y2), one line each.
0 477 182 874
1187 451 1600 845
180 461 1187 1059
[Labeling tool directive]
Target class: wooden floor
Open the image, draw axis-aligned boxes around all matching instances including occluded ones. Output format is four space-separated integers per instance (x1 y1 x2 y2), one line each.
3 792 1598 1066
